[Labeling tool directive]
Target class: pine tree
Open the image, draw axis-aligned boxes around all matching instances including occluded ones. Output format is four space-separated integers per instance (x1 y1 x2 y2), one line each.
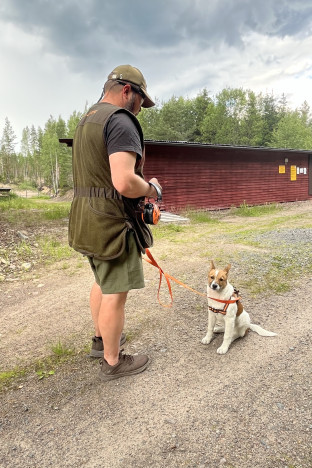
0 117 17 183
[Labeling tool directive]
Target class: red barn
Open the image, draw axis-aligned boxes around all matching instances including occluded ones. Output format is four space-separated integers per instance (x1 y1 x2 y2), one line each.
60 139 312 211
143 141 312 211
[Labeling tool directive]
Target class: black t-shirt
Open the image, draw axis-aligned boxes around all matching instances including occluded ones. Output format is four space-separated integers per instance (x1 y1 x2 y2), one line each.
104 112 142 159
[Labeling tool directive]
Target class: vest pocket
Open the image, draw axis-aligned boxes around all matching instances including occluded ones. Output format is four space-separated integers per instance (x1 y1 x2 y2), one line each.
88 196 127 219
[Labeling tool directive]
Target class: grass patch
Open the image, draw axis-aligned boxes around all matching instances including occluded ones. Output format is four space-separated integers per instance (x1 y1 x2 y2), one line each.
183 209 220 224
232 202 281 217
0 368 27 388
0 343 79 391
151 223 186 239
51 340 75 357
0 196 70 221
38 237 74 262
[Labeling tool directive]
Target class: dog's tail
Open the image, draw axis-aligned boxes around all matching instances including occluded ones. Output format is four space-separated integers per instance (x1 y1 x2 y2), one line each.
249 323 277 336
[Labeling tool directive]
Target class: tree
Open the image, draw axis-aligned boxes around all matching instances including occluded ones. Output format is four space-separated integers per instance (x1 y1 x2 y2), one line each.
271 110 312 150
259 93 280 146
188 89 212 142
20 126 31 181
201 88 247 145
67 110 83 138
137 104 162 140
239 91 263 146
0 117 17 182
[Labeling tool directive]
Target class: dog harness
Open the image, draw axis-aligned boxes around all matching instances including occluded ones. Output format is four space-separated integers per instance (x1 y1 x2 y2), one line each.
208 289 243 316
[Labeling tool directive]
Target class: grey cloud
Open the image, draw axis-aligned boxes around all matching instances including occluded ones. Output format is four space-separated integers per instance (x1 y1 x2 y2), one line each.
1 0 312 74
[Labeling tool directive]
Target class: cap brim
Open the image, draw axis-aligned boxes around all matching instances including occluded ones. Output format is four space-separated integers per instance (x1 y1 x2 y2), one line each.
141 89 155 108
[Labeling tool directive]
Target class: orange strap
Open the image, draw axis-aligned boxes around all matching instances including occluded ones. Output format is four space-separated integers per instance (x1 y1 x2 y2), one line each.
144 249 241 308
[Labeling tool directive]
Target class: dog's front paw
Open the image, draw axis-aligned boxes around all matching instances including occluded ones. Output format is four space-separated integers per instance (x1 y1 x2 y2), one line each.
217 344 229 354
201 335 213 345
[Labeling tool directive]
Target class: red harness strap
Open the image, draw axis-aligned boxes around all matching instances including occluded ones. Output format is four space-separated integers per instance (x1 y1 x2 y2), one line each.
208 289 243 316
209 303 230 315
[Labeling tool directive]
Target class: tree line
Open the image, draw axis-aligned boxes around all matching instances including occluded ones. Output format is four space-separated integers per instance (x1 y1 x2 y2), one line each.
1 88 312 194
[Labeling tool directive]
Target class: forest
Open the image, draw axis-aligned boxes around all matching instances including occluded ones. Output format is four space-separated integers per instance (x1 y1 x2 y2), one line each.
1 87 312 194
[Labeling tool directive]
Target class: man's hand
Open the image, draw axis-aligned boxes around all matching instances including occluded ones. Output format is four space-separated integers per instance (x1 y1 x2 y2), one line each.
147 178 162 199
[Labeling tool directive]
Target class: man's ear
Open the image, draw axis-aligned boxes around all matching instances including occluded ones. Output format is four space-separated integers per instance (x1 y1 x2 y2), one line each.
122 83 132 98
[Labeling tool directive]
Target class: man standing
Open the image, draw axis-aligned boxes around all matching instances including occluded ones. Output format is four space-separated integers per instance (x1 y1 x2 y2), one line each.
69 65 161 381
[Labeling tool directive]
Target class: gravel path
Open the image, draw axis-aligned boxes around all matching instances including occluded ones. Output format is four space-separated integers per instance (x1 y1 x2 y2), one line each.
0 203 311 468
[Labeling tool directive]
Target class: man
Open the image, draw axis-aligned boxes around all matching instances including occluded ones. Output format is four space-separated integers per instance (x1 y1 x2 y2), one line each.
68 65 161 381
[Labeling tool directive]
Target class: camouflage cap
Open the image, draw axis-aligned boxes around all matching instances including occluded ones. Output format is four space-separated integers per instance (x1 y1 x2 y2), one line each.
107 64 155 108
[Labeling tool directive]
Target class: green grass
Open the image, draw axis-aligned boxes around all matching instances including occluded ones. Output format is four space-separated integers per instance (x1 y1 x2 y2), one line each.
51 340 75 357
183 210 220 224
0 196 70 221
0 368 27 387
151 223 186 239
38 237 74 262
231 201 282 217
0 342 78 391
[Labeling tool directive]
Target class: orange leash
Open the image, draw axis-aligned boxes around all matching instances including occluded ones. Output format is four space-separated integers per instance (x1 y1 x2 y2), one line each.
144 249 241 308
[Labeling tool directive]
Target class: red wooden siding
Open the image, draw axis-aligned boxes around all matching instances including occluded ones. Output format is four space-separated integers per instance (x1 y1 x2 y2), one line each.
144 142 312 211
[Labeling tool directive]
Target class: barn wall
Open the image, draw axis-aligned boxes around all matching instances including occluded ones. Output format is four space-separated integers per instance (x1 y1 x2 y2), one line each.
144 143 312 211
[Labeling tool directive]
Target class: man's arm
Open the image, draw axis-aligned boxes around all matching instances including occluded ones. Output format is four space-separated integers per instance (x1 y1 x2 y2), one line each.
109 151 161 199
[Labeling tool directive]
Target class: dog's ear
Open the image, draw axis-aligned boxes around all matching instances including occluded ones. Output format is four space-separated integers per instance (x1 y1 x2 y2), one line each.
210 260 216 270
224 264 231 274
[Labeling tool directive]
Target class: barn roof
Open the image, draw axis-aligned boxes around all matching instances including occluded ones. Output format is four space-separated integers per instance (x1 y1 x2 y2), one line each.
59 138 311 154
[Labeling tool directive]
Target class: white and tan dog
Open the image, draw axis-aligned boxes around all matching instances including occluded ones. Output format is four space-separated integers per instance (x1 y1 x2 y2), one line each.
201 261 277 354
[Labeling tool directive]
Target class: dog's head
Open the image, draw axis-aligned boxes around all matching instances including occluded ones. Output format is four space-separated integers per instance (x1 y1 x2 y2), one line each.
208 260 231 291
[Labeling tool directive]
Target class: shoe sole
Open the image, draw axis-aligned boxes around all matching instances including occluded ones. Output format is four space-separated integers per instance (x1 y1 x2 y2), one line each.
89 335 127 358
99 358 150 381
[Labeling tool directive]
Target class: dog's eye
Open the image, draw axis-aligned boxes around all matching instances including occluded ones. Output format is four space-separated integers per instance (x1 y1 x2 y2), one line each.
210 275 214 280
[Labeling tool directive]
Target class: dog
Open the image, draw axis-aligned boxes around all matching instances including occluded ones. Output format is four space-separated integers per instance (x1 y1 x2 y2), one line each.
201 260 277 354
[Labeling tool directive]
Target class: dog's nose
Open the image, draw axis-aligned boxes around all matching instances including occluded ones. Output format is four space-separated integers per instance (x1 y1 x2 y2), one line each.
212 283 218 289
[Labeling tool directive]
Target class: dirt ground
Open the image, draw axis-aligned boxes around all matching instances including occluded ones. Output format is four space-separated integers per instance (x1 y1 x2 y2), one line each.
0 201 311 468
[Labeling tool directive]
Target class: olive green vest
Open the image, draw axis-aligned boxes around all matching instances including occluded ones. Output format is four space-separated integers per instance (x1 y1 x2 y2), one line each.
68 102 153 260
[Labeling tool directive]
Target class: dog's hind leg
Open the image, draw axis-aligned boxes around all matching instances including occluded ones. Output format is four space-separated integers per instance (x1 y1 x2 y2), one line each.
202 311 217 345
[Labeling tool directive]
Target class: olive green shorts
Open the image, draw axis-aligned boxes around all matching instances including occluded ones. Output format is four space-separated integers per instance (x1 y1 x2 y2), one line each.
87 231 145 294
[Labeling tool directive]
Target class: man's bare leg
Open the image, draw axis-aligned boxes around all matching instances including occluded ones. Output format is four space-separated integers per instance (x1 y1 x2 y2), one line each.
90 282 103 337
98 292 128 365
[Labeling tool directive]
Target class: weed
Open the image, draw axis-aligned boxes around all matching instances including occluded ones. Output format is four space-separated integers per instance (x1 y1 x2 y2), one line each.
51 340 75 357
0 347 79 391
36 370 55 380
16 241 33 257
0 368 26 387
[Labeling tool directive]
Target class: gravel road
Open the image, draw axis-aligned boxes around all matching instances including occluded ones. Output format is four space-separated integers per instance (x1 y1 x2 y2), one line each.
0 202 311 468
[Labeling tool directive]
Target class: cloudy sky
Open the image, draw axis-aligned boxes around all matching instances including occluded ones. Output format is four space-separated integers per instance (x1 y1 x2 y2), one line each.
1 0 312 146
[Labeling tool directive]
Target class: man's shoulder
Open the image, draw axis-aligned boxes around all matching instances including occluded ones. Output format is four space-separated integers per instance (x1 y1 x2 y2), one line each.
108 110 138 127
